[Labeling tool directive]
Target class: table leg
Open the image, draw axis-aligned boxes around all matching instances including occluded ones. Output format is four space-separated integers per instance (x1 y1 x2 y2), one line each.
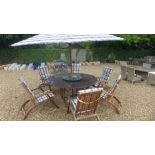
59 88 65 100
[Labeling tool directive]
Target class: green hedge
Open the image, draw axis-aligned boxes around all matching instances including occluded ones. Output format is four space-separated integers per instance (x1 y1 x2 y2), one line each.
0 46 155 64
0 48 69 64
92 47 155 63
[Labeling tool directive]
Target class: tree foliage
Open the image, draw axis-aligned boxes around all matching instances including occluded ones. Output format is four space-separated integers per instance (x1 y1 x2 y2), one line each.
0 34 35 48
117 34 155 50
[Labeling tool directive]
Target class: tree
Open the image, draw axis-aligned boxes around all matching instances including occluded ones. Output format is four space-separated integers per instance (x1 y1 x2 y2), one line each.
0 34 35 48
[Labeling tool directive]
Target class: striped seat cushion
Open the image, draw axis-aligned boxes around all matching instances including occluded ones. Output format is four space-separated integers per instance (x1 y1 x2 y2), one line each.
101 90 108 99
39 66 51 84
70 97 78 110
78 88 103 95
94 81 100 87
47 92 55 97
94 80 106 87
72 63 82 73
100 67 112 81
36 92 55 103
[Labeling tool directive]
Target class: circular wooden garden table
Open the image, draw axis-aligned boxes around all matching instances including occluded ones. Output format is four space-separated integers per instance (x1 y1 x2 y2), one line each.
48 73 97 99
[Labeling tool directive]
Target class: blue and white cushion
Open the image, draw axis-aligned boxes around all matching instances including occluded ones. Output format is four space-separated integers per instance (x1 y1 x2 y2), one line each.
36 92 55 103
100 67 112 82
70 97 78 110
38 66 51 84
78 88 103 95
72 63 82 73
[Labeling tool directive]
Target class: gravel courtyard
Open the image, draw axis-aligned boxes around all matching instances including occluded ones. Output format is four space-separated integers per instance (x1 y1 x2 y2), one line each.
0 63 155 121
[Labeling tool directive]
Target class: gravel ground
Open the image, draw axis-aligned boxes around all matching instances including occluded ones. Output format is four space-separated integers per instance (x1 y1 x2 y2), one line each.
0 63 155 121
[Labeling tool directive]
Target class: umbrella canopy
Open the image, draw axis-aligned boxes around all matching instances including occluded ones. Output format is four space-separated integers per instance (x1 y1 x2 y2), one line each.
11 34 124 72
11 34 124 47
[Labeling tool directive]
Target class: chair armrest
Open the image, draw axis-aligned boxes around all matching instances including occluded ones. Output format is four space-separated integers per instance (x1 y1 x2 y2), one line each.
32 87 41 91
34 90 55 98
103 84 111 89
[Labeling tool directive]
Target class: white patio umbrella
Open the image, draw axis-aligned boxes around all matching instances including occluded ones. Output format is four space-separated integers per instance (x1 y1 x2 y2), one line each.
11 34 124 72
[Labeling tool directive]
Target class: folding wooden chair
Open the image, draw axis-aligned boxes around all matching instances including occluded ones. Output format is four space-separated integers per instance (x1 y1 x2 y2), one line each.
19 77 59 120
67 88 103 121
101 75 122 114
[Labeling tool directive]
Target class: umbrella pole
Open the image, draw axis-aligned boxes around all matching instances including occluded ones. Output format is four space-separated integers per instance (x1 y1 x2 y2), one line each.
69 45 72 73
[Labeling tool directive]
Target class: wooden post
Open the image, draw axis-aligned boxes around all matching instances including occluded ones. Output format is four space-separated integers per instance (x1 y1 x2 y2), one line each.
69 44 72 73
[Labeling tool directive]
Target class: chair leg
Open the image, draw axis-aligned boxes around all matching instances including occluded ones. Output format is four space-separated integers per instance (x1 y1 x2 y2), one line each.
21 100 30 110
73 116 77 121
23 104 39 120
96 115 100 121
39 83 44 90
50 98 59 108
67 106 71 113
70 109 77 121
107 95 121 114
49 86 52 91
108 101 120 114
59 88 65 100
113 96 122 107
75 113 100 121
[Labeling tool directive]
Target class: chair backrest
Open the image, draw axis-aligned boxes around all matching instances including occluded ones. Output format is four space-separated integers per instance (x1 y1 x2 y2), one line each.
121 65 128 80
75 88 103 115
127 67 135 82
19 77 35 99
100 67 112 82
57 64 68 73
38 66 51 84
53 61 68 74
72 63 82 73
